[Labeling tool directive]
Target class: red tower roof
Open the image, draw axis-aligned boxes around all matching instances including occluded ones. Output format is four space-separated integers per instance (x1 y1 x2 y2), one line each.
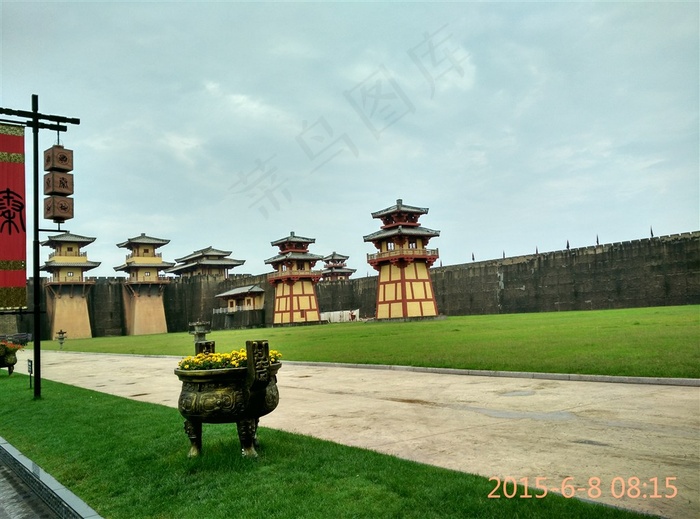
370 199 429 229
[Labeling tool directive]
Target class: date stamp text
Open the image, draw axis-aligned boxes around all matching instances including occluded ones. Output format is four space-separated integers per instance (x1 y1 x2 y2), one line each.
488 476 678 500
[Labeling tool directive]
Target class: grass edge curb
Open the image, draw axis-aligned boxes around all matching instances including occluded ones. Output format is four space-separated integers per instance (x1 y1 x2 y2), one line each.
0 435 102 519
284 361 700 386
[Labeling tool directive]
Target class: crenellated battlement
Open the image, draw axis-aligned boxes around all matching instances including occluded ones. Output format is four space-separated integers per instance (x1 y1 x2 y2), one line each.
438 231 700 271
430 231 699 315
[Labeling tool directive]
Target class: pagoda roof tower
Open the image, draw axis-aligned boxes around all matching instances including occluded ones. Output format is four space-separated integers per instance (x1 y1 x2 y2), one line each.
363 199 440 249
113 233 172 335
264 231 324 266
363 199 440 319
265 231 322 325
320 251 356 281
40 231 101 339
114 233 175 273
40 232 101 273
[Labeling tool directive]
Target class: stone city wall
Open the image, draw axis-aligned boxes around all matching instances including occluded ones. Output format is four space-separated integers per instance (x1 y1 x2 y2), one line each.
11 231 700 337
88 277 125 337
431 232 699 315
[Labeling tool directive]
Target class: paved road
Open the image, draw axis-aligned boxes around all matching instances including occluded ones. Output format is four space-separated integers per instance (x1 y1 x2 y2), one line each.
11 350 700 519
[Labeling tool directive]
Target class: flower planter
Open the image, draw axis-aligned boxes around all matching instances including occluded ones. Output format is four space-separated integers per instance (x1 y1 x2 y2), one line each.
174 340 281 458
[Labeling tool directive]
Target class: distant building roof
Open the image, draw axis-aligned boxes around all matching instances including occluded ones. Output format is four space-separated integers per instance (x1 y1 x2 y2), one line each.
41 259 101 271
41 232 96 246
114 261 175 272
363 225 440 243
321 267 356 276
166 246 244 275
215 285 265 298
323 251 349 262
166 258 245 274
371 199 429 219
173 246 234 263
264 251 324 265
116 233 170 249
270 231 315 247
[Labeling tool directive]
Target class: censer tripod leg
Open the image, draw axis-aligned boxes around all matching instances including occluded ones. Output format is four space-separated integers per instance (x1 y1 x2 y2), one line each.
184 420 202 457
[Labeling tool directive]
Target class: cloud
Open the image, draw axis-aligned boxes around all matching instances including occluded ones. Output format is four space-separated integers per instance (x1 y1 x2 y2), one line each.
1 2 696 277
158 132 204 168
202 81 299 135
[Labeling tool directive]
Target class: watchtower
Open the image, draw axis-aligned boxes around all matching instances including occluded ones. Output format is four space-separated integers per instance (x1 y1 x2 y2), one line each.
320 252 356 282
363 199 440 319
41 232 100 339
265 231 322 325
114 233 174 335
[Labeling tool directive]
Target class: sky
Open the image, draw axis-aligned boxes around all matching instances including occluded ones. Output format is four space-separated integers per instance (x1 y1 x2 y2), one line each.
1 1 698 279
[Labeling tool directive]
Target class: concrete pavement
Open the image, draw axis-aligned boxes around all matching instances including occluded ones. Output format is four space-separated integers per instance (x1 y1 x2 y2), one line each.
10 350 700 519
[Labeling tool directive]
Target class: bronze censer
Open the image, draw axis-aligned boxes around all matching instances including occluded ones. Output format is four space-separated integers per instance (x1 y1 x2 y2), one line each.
174 338 281 458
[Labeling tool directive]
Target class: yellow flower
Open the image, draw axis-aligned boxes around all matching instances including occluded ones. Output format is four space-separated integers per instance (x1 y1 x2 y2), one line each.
178 347 283 370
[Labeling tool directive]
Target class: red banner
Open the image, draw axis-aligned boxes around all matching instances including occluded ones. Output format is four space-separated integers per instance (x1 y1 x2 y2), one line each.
0 123 26 309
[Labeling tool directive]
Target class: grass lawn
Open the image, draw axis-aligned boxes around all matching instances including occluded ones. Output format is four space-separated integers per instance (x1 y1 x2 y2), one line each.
36 305 700 378
0 375 648 519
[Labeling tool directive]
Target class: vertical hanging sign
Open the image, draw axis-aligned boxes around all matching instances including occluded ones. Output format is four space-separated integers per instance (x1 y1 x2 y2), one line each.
0 123 26 309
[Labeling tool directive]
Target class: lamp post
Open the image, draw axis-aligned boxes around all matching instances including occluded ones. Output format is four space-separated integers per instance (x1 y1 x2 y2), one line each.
0 94 79 399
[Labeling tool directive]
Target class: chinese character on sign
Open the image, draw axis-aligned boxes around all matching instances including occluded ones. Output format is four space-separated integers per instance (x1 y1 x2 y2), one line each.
408 24 471 99
296 117 359 174
228 155 292 219
344 65 415 140
0 187 25 235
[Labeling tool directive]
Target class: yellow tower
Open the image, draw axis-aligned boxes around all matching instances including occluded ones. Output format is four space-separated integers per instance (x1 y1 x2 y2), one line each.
363 199 440 319
265 231 322 325
114 233 174 335
41 232 101 339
